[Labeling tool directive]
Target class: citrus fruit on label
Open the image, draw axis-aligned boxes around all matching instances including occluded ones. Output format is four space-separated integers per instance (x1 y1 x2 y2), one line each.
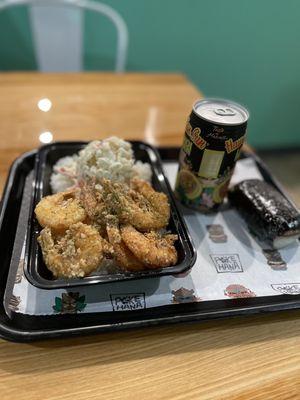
213 177 230 203
178 170 203 200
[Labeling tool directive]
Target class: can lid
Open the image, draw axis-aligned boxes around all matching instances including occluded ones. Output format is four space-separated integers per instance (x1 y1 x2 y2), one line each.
193 98 249 125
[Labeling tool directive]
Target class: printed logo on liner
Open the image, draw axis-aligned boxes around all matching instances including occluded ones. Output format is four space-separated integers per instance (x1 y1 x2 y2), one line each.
225 284 256 298
210 254 243 273
110 293 146 311
172 287 201 303
263 249 287 271
271 283 300 295
207 224 227 243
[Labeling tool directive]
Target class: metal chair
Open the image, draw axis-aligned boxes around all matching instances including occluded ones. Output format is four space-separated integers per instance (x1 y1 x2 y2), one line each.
0 0 128 72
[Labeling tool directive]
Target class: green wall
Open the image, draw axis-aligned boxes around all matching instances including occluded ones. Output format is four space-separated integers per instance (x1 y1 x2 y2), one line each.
0 0 300 149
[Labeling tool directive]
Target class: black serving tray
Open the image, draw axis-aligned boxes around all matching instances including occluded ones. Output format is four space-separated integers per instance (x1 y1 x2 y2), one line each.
25 141 196 289
1 147 300 343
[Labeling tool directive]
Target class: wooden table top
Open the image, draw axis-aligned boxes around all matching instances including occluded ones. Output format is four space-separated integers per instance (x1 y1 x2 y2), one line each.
0 72 199 193
1 73 300 400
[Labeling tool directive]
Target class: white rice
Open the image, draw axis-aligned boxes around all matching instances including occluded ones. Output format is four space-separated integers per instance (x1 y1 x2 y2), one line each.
50 137 152 193
76 137 135 183
132 160 152 182
50 155 78 193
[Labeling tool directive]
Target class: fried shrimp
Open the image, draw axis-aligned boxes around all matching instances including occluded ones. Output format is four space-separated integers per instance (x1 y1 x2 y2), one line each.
106 222 145 271
131 178 170 226
79 181 106 220
101 237 115 259
78 180 110 233
38 222 103 278
35 189 86 233
112 241 145 271
121 225 178 268
101 178 170 232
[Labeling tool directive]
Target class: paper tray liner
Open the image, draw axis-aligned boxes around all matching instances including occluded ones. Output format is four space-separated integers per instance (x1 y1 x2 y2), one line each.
5 157 300 317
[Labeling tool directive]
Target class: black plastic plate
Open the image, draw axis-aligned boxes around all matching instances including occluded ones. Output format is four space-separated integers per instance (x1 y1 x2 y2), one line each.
25 141 196 289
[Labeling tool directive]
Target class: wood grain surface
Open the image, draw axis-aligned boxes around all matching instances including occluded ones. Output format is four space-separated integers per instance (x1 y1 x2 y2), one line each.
0 72 199 192
0 73 299 400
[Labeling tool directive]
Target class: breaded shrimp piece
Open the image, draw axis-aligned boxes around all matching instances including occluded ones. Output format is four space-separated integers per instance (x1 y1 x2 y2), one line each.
35 189 86 233
131 178 170 227
38 222 103 278
79 180 107 221
79 180 110 235
101 237 115 259
101 179 170 232
113 241 146 271
121 225 178 268
106 222 145 271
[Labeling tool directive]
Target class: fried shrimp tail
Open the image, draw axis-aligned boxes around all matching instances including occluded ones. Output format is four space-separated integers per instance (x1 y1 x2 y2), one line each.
35 189 86 233
38 222 103 278
121 225 178 268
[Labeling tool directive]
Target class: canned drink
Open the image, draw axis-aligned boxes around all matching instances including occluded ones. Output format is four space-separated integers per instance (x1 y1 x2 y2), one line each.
175 98 249 212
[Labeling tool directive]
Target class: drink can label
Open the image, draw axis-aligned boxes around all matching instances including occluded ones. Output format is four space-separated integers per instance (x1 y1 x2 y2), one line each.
175 98 249 212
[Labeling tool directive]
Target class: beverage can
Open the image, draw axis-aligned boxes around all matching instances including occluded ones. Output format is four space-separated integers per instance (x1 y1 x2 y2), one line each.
175 98 249 212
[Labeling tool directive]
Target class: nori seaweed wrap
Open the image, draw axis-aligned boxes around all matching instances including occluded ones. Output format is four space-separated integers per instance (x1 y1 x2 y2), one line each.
229 179 300 248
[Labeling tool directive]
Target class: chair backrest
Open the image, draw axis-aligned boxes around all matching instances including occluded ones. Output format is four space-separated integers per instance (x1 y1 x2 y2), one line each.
0 0 128 72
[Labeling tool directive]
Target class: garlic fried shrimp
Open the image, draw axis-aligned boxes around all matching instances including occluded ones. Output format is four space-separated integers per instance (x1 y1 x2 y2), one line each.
101 237 115 259
121 225 178 268
78 180 110 235
35 189 86 233
101 179 170 232
106 223 145 271
112 241 145 271
38 222 103 278
131 178 170 227
79 181 107 221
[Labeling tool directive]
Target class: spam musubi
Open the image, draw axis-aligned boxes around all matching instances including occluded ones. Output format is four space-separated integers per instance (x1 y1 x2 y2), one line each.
229 179 300 248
